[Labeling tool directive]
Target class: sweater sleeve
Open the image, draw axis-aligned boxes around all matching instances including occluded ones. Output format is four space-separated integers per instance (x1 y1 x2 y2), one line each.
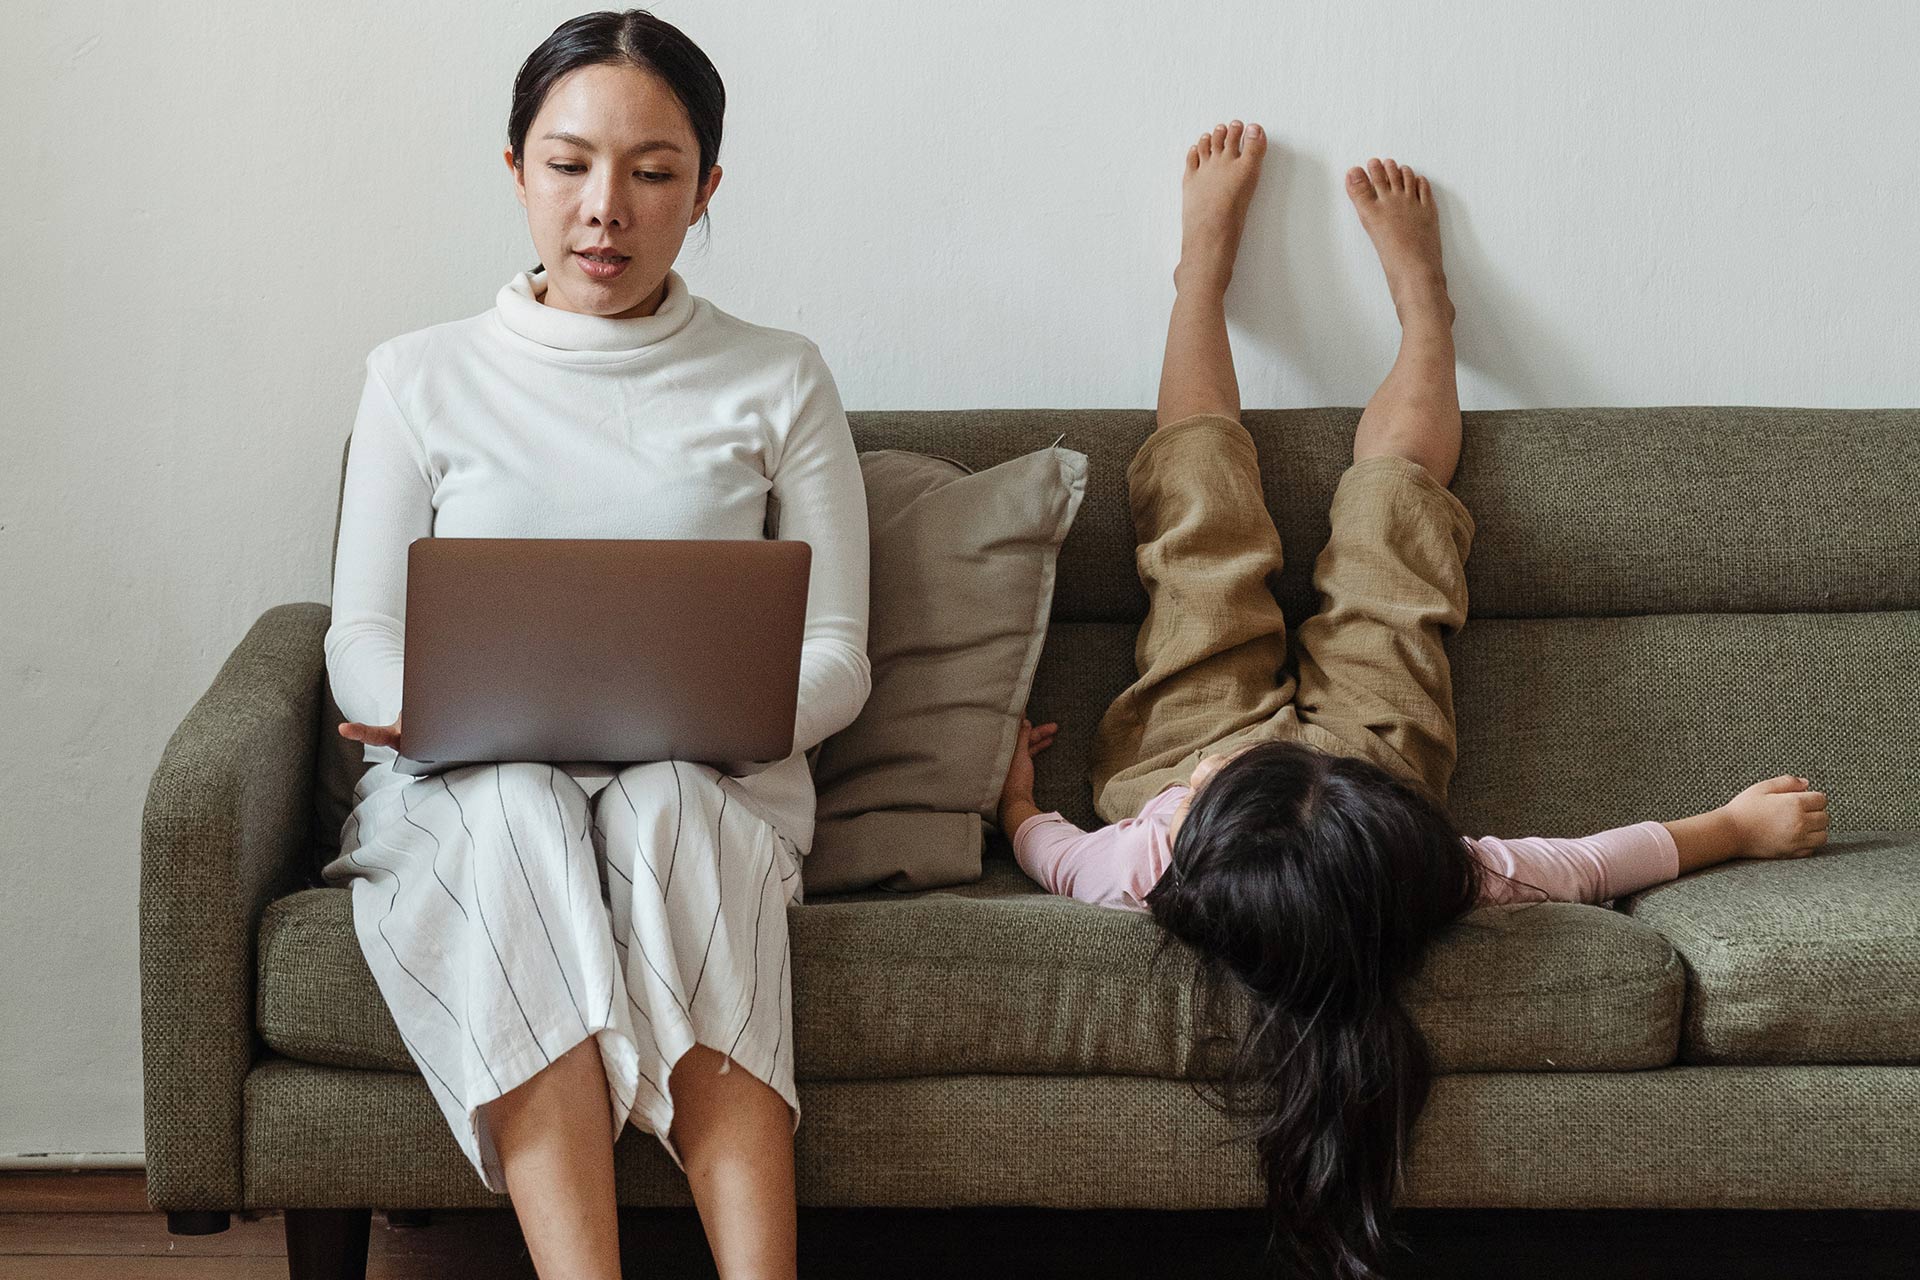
772 342 872 755
1011 811 1164 911
1468 820 1681 906
323 353 433 747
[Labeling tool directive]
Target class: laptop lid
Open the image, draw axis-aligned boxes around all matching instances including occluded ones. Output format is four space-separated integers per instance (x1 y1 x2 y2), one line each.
396 537 811 772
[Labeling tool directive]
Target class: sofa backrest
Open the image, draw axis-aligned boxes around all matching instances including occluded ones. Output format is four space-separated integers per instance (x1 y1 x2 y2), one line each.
314 407 1920 863
848 407 1920 839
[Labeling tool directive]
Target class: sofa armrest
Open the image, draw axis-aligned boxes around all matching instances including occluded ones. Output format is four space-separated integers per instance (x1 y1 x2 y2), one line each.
139 602 329 1210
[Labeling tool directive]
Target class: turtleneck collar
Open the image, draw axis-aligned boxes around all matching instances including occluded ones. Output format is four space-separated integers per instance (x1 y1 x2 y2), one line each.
494 265 697 356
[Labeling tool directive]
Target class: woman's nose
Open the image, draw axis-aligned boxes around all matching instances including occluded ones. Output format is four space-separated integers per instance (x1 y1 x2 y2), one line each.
583 172 629 227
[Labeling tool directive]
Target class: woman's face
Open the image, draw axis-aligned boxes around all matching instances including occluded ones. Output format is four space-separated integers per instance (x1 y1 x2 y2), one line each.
505 62 722 320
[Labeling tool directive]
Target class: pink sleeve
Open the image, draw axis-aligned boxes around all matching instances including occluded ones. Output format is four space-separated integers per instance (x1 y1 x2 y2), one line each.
1468 820 1681 906
1011 812 1157 911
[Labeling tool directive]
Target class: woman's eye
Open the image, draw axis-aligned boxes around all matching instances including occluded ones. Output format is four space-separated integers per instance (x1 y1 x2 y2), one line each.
549 164 675 181
545 163 669 181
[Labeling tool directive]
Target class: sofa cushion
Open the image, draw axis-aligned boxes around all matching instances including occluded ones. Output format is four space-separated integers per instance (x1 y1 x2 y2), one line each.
258 857 1683 1078
1622 830 1920 1064
805 446 1088 894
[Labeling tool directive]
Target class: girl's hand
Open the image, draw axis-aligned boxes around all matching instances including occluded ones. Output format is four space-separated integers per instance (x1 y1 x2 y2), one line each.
1724 774 1829 859
1189 740 1261 792
1000 717 1058 812
338 715 403 751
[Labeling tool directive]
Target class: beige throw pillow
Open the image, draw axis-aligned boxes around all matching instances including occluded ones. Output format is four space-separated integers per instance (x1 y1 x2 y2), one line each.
803 446 1089 894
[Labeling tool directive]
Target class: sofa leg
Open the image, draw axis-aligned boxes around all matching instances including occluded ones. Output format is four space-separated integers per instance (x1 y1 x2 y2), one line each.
284 1207 371 1280
166 1210 230 1235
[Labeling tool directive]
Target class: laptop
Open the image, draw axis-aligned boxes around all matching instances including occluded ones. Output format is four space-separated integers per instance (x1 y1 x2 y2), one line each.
391 537 811 778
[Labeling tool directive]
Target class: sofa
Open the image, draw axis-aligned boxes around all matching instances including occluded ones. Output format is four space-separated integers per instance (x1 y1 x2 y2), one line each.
139 406 1920 1276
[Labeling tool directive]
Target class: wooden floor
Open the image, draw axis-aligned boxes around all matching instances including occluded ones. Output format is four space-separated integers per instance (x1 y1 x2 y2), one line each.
3 1173 1916 1279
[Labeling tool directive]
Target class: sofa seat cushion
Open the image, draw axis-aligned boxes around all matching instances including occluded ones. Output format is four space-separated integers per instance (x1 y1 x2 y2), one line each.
1622 830 1920 1064
258 857 1683 1079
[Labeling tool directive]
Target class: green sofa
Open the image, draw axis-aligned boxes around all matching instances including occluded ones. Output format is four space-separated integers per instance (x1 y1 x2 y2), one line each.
140 407 1920 1275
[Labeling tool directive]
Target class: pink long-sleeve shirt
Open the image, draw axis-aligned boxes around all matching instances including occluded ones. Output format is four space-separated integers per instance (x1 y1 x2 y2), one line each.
1012 783 1680 912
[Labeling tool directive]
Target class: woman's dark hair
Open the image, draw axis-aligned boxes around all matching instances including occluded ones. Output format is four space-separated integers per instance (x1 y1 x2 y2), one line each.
507 9 725 269
1144 739 1550 1279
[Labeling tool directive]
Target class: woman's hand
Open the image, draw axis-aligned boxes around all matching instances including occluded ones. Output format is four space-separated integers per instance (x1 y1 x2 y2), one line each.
999 716 1058 816
338 715 403 751
1723 774 1829 859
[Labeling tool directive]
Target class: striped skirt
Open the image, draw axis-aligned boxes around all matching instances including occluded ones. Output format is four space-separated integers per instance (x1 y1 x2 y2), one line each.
319 758 804 1193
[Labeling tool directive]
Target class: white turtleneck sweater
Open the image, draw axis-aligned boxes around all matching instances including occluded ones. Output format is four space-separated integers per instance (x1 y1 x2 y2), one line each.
325 267 872 852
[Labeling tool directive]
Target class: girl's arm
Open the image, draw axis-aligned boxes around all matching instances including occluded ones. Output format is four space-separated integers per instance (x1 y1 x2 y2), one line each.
998 718 1175 908
1663 773 1830 871
1474 774 1831 906
997 717 1056 837
1002 795 1046 838
1007 808 1163 908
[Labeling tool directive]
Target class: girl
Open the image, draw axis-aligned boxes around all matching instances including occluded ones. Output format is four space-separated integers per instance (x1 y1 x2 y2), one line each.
323 12 869 1278
997 121 1831 1280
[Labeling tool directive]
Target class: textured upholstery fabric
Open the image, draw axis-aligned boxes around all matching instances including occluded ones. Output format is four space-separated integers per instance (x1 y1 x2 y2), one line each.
806 446 1088 892
1622 831 1920 1064
139 603 326 1208
141 405 1920 1215
242 1056 1920 1211
257 866 1684 1077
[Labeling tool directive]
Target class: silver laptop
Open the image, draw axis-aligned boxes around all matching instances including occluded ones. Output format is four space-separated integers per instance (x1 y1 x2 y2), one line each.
392 537 811 777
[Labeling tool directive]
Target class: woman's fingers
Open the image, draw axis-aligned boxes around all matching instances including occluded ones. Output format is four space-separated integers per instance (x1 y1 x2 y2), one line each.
338 720 401 748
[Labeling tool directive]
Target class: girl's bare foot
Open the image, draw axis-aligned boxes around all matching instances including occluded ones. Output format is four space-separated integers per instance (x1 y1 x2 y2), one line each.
1345 157 1462 486
1175 120 1267 298
1345 157 1454 331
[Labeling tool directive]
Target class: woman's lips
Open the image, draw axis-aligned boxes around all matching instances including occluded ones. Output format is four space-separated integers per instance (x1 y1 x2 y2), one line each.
575 250 630 280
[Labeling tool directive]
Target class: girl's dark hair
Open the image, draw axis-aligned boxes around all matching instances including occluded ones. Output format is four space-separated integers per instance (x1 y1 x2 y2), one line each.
507 9 725 269
1144 739 1549 1279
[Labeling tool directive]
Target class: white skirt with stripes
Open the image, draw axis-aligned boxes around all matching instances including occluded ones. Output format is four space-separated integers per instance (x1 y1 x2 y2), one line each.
319 758 805 1193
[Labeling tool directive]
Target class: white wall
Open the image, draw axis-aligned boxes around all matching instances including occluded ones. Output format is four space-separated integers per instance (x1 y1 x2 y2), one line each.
4 0 1916 1162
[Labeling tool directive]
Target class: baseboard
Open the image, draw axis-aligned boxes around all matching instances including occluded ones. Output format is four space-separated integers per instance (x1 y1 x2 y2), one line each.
0 1170 151 1213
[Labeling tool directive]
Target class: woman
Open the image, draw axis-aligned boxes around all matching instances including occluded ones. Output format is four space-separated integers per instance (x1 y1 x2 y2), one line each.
321 11 869 1277
997 121 1831 1279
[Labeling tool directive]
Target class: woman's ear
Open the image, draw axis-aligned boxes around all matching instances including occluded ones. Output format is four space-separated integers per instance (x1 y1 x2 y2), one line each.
690 164 723 225
504 147 527 209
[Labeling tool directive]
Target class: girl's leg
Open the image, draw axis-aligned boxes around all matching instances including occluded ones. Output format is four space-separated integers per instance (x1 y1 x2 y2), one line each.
1091 122 1308 823
1292 159 1473 804
1156 121 1263 426
1346 158 1460 486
